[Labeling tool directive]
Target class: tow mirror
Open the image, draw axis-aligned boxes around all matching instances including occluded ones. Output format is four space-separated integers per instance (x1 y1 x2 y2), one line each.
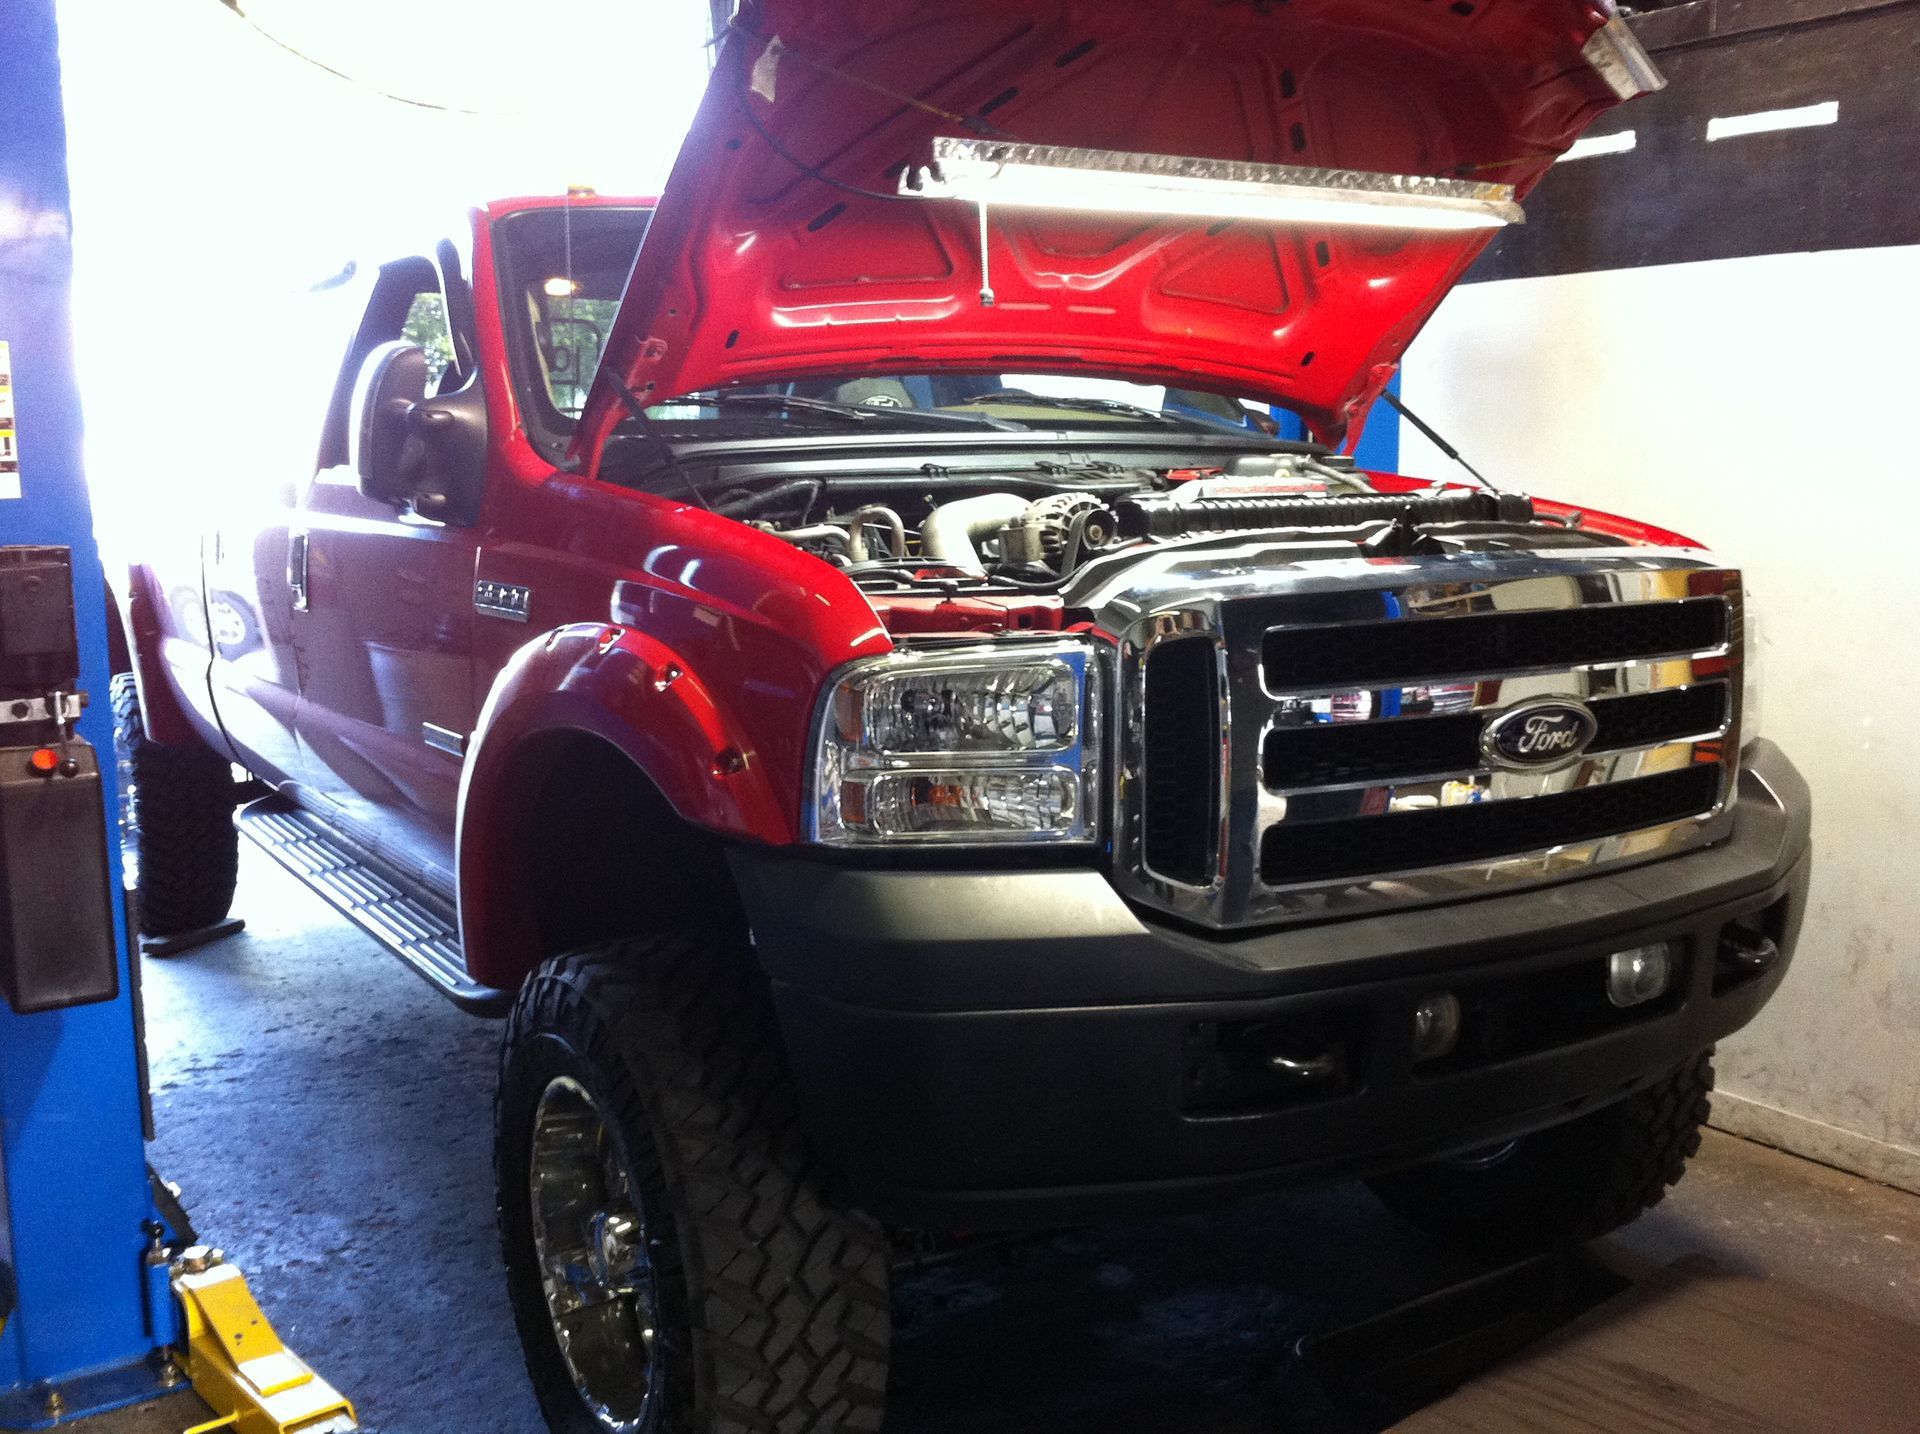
350 342 429 505
347 341 486 525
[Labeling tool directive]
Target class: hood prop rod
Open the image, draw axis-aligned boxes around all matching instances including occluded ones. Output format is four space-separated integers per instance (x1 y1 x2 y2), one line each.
602 371 715 511
977 200 996 308
1377 388 1501 492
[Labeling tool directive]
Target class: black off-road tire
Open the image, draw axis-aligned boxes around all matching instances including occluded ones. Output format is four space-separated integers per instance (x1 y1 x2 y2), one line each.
497 933 890 1433
111 673 239 938
1368 1051 1715 1254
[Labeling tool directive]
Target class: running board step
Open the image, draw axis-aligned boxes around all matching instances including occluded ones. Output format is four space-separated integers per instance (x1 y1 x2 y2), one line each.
238 797 510 1016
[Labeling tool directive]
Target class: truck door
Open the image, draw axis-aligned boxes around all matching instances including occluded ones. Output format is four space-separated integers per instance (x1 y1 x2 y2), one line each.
290 253 480 892
200 273 360 790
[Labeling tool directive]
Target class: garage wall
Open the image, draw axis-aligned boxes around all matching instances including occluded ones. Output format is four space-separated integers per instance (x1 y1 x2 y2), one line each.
1394 0 1920 1191
1398 248 1920 1192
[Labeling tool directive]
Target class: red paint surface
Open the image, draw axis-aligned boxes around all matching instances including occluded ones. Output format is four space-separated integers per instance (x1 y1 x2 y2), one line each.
120 6 1698 997
576 0 1629 473
1367 471 1706 548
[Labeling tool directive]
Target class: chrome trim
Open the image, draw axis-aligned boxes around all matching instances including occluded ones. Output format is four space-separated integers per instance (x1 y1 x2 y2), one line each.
1102 546 1743 929
1125 610 1230 895
1273 665 1724 718
1257 678 1732 800
475 579 532 622
422 722 468 758
1583 16 1667 101
1255 740 1722 826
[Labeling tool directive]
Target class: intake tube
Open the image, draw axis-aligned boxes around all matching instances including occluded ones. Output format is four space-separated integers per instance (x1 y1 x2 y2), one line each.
1114 489 1534 539
842 505 908 562
919 493 1031 574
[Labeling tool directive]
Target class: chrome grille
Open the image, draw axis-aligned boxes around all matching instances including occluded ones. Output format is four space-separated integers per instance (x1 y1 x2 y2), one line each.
1105 550 1744 929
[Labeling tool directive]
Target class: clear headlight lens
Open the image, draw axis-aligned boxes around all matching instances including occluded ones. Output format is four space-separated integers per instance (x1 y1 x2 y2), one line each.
809 641 1099 845
1740 588 1762 748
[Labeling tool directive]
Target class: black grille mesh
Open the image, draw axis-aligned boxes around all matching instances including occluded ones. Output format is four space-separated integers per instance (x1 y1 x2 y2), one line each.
1263 598 1729 690
1262 683 1730 789
1142 638 1220 885
1259 764 1722 885
1591 683 1729 753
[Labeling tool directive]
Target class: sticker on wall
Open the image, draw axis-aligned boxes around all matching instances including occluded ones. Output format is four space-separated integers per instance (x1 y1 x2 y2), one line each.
0 341 17 500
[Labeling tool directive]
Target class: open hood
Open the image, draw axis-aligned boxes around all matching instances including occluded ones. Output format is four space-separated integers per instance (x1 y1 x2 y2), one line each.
576 0 1657 471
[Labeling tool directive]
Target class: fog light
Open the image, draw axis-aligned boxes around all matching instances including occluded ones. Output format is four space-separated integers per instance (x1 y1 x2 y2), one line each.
1607 943 1675 1008
1412 993 1462 1062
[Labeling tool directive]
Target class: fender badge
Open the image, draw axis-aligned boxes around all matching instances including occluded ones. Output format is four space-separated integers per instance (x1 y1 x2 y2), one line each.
475 580 531 622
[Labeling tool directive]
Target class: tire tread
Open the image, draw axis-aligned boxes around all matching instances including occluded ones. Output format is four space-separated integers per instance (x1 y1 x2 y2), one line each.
498 934 889 1433
1369 1050 1715 1253
112 673 238 937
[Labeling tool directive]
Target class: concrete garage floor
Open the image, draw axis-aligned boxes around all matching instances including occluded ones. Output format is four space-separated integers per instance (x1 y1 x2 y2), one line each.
122 844 1920 1433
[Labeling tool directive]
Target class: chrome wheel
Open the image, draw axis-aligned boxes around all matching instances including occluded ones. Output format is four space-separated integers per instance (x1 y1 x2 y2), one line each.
529 1077 661 1431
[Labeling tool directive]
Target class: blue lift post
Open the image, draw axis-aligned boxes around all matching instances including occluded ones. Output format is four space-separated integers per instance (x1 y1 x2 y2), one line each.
0 0 185 1423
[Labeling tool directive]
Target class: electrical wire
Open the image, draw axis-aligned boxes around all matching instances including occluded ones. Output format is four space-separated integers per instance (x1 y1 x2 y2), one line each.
730 81 918 204
721 18 1016 203
215 0 486 114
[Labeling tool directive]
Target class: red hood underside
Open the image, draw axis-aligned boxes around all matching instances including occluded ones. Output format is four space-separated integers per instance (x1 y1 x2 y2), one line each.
577 0 1634 470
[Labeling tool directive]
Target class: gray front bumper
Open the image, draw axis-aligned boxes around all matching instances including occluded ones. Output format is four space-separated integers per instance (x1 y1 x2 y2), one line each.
730 741 1810 1226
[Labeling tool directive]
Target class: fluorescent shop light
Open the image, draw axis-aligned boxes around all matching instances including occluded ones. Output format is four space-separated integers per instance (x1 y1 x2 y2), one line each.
900 137 1524 232
1560 130 1638 163
1706 101 1838 142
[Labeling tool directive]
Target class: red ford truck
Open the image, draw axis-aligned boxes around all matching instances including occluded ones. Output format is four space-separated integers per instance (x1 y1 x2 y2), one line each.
109 2 1810 1429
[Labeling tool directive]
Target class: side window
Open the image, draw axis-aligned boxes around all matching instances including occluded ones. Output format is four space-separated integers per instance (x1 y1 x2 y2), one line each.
537 296 621 417
402 292 455 390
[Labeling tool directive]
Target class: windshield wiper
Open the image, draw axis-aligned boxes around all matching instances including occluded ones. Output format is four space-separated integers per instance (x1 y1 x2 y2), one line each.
702 392 1023 432
946 389 1198 428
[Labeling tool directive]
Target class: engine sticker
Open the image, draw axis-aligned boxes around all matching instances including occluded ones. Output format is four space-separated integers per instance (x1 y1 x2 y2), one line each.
0 341 18 500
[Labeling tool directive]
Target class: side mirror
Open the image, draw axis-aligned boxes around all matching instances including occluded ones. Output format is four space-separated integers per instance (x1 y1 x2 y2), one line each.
349 341 429 505
346 341 487 525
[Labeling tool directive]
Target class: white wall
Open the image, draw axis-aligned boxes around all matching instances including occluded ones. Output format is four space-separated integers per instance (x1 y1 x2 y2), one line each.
1399 247 1920 1190
59 0 712 535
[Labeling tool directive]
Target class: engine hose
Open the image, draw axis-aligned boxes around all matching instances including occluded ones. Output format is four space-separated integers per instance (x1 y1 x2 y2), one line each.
714 478 824 520
1113 489 1533 540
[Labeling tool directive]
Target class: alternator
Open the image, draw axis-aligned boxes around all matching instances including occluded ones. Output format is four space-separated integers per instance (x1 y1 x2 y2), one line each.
1001 492 1118 572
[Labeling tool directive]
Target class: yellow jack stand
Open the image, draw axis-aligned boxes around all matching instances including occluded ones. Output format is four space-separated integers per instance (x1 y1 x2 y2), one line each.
170 1249 358 1434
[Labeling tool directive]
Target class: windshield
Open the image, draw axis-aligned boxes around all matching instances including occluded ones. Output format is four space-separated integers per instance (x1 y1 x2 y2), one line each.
496 205 1292 447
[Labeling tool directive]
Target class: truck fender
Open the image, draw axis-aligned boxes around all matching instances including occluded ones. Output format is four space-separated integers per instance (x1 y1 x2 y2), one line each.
109 564 198 747
456 623 789 989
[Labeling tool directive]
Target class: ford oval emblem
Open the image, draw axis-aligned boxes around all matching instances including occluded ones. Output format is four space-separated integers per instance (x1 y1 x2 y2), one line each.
1482 698 1599 770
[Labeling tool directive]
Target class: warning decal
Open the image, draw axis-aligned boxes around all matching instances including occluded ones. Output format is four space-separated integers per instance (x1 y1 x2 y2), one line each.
0 341 17 500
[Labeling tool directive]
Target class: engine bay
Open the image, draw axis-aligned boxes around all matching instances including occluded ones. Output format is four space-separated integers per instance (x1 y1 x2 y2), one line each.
710 451 1617 598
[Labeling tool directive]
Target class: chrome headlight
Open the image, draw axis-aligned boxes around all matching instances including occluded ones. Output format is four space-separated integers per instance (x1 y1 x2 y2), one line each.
806 640 1100 846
